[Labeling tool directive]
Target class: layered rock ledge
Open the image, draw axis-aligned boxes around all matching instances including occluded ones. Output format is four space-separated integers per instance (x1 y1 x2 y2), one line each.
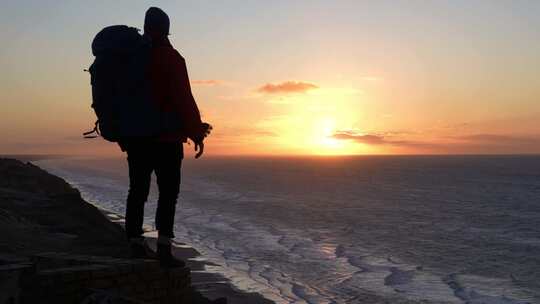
0 158 191 304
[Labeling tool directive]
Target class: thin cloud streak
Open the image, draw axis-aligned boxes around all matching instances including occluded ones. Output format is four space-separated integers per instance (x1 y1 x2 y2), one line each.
332 131 434 148
332 130 540 153
257 81 319 94
191 80 224 86
452 134 540 144
332 132 386 145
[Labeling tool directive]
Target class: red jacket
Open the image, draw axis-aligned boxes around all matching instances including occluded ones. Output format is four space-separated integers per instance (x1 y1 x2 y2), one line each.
147 35 202 142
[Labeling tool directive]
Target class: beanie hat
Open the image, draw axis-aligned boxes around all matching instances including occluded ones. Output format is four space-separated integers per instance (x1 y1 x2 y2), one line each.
144 7 170 36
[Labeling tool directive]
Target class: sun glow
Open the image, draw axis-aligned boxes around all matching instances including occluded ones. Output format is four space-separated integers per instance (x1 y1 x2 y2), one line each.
310 118 350 155
257 88 367 155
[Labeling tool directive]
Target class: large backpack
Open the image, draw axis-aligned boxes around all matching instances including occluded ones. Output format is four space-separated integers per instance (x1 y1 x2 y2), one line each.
84 25 161 142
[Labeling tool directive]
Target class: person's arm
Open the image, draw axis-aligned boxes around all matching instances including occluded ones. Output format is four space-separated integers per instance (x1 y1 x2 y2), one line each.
169 51 211 158
169 52 203 142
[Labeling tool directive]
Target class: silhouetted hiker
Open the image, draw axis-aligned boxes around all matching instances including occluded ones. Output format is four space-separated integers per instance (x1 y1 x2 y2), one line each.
121 7 211 267
86 7 211 267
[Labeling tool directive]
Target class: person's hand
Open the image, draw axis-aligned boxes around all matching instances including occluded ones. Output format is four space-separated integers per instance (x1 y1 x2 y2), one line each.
201 123 212 138
192 122 211 159
194 141 204 159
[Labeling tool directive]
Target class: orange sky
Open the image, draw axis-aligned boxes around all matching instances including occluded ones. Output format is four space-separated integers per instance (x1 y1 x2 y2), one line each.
1 1 539 156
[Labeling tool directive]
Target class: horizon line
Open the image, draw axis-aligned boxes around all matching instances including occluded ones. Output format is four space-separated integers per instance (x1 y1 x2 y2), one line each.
2 153 540 161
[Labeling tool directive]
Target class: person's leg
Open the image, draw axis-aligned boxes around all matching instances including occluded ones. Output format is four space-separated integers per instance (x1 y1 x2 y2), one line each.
154 142 182 237
124 141 153 241
154 141 184 267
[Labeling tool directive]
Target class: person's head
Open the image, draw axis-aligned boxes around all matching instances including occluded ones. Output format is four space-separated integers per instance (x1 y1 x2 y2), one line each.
144 7 169 38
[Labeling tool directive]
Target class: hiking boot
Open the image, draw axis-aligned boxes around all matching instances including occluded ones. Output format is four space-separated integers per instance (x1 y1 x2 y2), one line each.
129 238 158 259
157 243 186 268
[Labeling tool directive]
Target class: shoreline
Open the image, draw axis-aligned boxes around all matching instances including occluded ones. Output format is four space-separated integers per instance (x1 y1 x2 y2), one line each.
95 205 275 304
0 157 274 304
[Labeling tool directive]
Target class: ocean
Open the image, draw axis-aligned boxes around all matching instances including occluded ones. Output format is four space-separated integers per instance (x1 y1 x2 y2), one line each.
36 155 540 304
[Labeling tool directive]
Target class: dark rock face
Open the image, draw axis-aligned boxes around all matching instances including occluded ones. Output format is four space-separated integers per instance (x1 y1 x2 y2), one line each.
0 158 129 258
16 253 191 304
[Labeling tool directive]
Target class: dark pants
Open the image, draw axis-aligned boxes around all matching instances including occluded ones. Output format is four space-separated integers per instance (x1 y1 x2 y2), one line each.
122 140 183 239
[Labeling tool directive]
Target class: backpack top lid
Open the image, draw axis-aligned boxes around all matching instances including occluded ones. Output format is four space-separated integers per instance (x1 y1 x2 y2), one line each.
92 25 149 56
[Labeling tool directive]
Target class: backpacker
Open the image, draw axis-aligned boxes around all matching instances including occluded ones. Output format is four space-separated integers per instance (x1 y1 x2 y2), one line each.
84 25 161 142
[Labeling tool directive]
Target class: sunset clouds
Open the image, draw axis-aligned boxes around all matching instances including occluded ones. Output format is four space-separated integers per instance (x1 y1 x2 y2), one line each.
332 130 540 153
331 131 426 148
191 80 224 86
332 132 386 145
257 81 319 94
450 134 540 149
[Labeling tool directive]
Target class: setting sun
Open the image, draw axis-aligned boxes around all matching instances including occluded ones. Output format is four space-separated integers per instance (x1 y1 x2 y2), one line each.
310 118 350 155
253 87 368 155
